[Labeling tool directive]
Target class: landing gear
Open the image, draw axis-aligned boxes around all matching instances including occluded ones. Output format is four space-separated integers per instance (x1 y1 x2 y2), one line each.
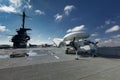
75 51 79 60
92 54 97 57
65 48 69 54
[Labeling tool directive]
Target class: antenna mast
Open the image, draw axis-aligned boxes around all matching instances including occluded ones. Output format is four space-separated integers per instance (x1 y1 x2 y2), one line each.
22 11 26 28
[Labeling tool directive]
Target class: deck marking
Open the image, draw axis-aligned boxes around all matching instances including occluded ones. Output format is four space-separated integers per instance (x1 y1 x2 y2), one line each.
48 50 60 59
54 55 60 59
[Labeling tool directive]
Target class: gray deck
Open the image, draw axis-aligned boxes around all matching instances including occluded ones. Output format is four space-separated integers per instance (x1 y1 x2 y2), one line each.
0 47 120 80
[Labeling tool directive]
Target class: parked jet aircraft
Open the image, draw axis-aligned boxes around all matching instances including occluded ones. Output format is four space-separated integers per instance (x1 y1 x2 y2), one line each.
53 32 98 57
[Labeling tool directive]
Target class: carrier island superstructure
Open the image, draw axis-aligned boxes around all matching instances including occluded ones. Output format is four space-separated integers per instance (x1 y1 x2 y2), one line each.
11 12 31 48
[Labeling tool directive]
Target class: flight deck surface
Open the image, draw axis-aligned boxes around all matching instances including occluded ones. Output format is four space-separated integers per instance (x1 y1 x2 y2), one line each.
0 47 120 80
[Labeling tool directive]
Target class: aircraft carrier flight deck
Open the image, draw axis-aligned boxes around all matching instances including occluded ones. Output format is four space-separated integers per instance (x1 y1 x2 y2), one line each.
0 47 120 80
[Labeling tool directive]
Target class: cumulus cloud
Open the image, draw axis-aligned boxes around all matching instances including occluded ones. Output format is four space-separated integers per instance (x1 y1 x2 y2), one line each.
105 19 111 25
105 19 116 25
0 0 32 13
96 37 120 47
54 13 63 21
23 0 32 9
97 19 116 30
112 34 120 38
94 38 101 42
0 25 9 32
35 9 45 15
67 25 86 33
103 39 112 43
48 37 51 40
7 36 12 39
91 33 98 37
105 25 120 33
9 0 22 7
0 5 17 13
98 39 114 47
64 5 75 16
54 5 75 21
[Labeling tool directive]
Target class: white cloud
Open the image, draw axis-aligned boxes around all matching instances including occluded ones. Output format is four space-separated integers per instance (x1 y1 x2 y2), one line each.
105 19 111 25
67 25 86 33
104 39 112 43
99 39 119 47
96 38 120 47
99 39 113 47
48 37 51 40
35 9 45 15
91 33 98 37
64 5 75 15
94 38 101 42
0 0 32 13
97 19 116 30
97 39 111 47
9 0 22 7
7 36 12 39
105 25 120 33
23 0 32 9
54 5 75 22
112 34 120 38
105 19 116 25
54 13 63 21
29 38 53 45
97 25 104 29
0 5 17 13
0 25 9 32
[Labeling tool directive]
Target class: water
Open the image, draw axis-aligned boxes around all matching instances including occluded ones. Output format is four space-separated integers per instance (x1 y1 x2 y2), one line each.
27 50 38 56
27 50 48 57
0 50 48 59
0 55 9 59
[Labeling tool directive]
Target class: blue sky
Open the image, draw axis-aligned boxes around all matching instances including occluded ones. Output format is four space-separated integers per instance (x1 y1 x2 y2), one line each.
0 0 120 46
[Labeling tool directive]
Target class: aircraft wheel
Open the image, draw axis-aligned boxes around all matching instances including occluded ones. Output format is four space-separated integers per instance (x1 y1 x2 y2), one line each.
65 49 68 54
92 54 97 57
